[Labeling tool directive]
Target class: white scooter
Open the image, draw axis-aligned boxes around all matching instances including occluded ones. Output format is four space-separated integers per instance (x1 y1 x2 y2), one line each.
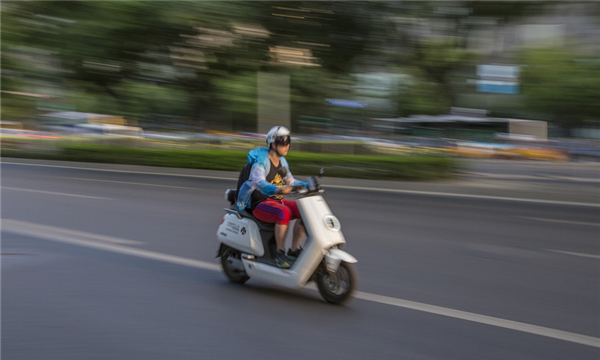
216 170 358 304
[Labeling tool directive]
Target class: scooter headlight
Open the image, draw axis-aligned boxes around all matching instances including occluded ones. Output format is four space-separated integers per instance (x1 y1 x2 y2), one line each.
323 215 341 231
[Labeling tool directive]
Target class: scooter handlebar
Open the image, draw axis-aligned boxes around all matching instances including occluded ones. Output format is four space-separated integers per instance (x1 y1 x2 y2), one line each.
289 170 326 197
290 178 324 196
291 185 306 193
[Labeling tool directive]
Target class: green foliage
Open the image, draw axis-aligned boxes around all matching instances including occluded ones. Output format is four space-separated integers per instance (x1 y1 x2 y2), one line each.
397 68 451 116
1 93 36 122
13 2 197 85
286 152 458 180
2 142 459 181
410 39 476 107
212 72 258 117
415 39 474 79
289 67 332 121
468 2 544 22
4 1 596 133
520 47 600 129
258 2 377 74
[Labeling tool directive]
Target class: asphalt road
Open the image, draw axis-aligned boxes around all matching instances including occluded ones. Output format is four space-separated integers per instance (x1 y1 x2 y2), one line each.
2 161 599 359
461 159 600 183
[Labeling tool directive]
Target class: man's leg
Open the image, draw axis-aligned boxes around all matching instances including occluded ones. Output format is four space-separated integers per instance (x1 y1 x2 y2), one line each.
291 220 305 251
282 199 305 252
275 223 288 252
254 200 291 253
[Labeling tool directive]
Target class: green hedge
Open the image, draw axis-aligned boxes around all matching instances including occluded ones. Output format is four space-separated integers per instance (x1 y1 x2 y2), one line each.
2 142 461 181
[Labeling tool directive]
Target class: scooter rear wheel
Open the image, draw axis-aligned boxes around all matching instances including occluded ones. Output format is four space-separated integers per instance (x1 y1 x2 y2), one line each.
221 248 249 284
316 262 357 304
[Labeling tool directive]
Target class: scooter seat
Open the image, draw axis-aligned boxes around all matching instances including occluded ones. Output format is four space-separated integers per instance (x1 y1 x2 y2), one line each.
225 189 237 205
229 205 275 232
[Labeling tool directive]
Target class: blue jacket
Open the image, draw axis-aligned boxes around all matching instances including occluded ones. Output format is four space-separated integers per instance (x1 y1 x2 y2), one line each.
236 147 307 210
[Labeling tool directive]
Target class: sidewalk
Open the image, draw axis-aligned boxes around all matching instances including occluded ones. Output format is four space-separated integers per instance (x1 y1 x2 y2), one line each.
2 158 599 206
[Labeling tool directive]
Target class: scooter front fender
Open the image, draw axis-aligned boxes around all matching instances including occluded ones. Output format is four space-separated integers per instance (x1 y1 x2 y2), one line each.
324 249 357 273
327 248 357 263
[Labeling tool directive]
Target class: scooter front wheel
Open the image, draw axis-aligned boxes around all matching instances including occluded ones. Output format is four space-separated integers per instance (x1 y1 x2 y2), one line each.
221 248 249 284
316 262 357 304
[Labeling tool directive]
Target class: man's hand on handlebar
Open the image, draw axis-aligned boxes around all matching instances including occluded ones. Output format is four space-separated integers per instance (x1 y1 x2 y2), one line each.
277 185 293 195
279 179 325 197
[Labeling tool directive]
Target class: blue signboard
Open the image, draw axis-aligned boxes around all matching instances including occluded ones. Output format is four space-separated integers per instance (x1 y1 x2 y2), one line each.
477 81 519 94
477 65 520 94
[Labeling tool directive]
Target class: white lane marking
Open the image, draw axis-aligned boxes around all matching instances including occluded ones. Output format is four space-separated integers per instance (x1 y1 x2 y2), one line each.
468 172 600 183
467 173 539 180
520 216 600 227
354 292 600 349
538 175 600 183
547 250 600 260
1 161 234 180
2 219 143 245
3 161 599 207
1 187 111 200
1 219 219 271
326 184 600 208
2 219 598 349
61 177 199 190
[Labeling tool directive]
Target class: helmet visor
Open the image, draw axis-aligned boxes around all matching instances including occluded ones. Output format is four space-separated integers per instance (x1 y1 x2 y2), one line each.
274 135 291 147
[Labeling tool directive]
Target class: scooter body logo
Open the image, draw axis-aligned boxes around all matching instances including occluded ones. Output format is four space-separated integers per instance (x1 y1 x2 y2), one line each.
323 215 341 231
225 221 240 234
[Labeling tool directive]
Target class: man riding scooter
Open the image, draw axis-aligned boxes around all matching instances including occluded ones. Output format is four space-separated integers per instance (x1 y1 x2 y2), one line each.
236 126 307 268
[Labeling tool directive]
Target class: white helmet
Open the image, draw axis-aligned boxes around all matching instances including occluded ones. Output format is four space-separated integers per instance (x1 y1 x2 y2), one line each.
266 126 291 149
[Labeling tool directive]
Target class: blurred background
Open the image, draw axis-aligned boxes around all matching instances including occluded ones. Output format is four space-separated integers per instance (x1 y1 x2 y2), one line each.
2 1 600 160
2 3 599 359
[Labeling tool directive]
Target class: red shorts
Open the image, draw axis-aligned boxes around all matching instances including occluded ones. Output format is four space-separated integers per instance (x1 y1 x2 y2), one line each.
253 198 301 226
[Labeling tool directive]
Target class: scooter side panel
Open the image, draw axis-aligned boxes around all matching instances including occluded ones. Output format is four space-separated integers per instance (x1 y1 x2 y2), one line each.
298 196 345 249
237 196 349 288
217 214 264 256
291 195 347 286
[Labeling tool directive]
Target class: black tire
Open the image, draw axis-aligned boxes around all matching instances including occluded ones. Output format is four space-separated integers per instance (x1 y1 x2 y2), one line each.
316 262 358 304
220 248 249 284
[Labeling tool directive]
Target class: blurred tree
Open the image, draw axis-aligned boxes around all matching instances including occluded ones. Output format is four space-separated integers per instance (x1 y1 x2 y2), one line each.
520 47 600 130
1 4 32 121
9 1 591 135
211 72 258 131
397 68 450 117
388 1 542 116
13 2 198 87
1 1 267 126
411 38 475 108
2 2 203 123
467 1 543 26
289 67 331 132
173 2 383 130
379 2 476 113
256 2 379 74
